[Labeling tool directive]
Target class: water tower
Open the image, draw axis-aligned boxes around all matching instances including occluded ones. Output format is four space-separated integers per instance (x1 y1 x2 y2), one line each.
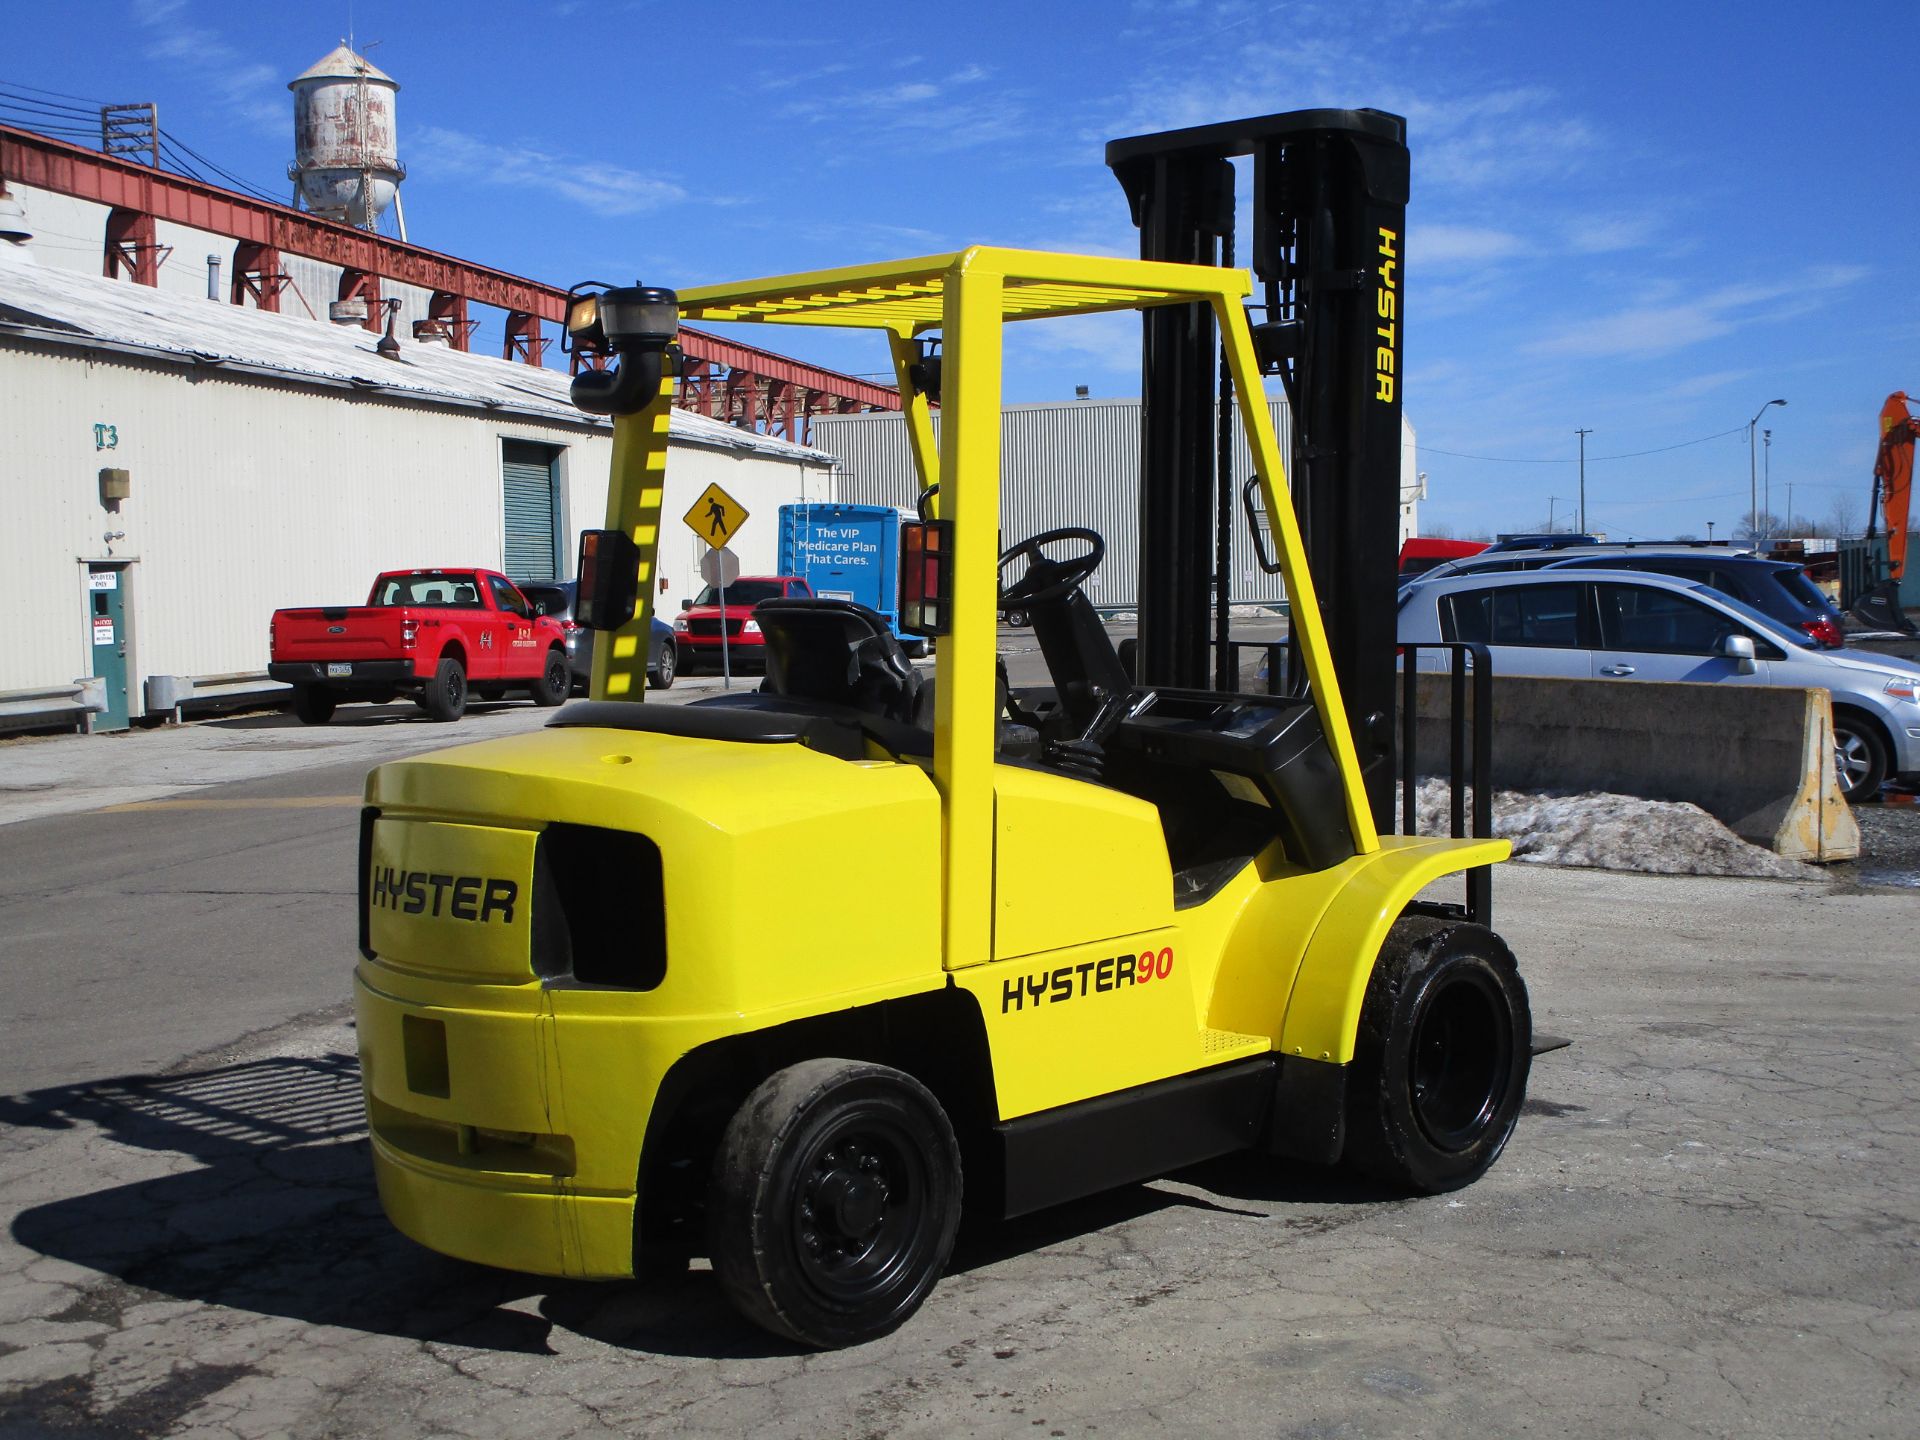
288 45 406 239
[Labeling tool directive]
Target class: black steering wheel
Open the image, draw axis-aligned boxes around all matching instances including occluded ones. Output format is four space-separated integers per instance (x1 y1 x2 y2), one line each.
998 527 1105 609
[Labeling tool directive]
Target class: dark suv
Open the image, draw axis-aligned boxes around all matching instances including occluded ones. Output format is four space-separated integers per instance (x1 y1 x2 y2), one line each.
1414 544 1846 648
1540 553 1846 648
520 580 677 690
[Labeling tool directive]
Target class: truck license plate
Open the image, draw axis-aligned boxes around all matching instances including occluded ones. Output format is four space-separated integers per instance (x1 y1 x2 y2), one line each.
326 663 352 678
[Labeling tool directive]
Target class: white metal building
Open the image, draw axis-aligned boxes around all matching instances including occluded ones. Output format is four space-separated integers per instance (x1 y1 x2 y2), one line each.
811 400 1420 609
0 245 834 730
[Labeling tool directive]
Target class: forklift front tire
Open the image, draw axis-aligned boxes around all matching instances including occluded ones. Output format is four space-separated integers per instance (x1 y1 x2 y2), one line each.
1343 917 1531 1194
708 1059 962 1349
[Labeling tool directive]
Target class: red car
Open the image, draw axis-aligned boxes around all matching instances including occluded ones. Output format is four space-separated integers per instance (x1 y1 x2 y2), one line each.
672 575 811 673
269 568 569 724
1397 538 1488 578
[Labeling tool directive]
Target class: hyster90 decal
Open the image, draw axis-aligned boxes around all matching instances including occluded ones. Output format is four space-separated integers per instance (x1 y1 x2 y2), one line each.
1001 946 1174 1013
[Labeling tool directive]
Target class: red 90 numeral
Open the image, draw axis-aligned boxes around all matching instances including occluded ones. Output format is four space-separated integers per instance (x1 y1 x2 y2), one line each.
1137 947 1174 984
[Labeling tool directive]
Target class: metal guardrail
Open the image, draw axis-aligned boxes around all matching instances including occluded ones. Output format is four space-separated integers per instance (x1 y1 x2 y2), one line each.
0 679 107 729
146 672 289 722
1400 641 1494 926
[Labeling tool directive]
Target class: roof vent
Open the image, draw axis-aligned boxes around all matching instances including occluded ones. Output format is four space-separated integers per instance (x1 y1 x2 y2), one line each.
0 184 30 244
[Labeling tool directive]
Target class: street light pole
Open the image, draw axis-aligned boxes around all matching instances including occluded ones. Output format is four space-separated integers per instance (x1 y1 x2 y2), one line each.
1575 428 1592 533
1748 398 1786 543
1763 428 1773 538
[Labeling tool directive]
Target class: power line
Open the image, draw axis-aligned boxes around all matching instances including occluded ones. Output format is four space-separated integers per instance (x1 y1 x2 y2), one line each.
0 77 116 105
0 81 283 206
1417 424 1748 465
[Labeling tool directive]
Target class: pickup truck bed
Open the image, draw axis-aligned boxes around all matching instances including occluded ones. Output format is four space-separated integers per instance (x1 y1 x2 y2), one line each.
270 568 569 724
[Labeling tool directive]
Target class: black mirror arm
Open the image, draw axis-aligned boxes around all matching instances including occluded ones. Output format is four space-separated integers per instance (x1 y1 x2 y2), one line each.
571 345 668 417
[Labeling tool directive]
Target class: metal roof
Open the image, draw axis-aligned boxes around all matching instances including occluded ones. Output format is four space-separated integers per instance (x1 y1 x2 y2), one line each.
681 247 1252 334
290 46 398 88
0 248 833 463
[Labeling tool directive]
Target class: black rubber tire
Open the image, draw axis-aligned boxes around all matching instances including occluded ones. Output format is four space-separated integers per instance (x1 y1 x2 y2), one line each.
649 640 676 690
708 1059 962 1349
290 686 335 725
1344 917 1531 1194
533 647 569 707
1832 709 1889 803
677 648 700 677
1003 609 1029 629
419 656 468 722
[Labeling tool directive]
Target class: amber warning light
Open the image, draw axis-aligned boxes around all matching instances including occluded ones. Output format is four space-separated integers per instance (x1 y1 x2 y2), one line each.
899 520 951 636
576 529 641 632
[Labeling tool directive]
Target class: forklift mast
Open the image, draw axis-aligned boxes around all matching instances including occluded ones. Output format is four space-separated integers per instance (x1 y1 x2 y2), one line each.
1108 109 1410 830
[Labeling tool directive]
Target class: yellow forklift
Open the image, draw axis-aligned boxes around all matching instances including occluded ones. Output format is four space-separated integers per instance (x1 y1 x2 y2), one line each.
353 110 1528 1349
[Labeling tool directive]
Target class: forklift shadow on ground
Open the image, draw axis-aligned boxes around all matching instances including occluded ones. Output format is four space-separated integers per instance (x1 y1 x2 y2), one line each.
1 1052 1398 1364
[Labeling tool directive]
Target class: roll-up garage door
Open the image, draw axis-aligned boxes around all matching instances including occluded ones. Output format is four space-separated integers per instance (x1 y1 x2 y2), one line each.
501 441 561 583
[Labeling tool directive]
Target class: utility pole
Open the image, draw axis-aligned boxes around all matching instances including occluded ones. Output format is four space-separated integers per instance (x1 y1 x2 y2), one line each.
1575 429 1593 534
1708 520 1716 542
1547 496 1560 533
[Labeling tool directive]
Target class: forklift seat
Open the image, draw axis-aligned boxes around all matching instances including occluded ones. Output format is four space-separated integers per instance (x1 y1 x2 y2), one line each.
753 599 922 726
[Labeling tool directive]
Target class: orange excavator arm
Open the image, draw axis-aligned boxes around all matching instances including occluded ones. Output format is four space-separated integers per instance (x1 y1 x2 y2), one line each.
1875 392 1919 580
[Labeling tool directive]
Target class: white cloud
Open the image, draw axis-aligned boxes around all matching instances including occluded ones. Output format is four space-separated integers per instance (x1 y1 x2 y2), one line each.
411 126 686 217
775 61 1036 155
1415 224 1525 267
132 0 284 134
1563 215 1662 254
1526 266 1869 360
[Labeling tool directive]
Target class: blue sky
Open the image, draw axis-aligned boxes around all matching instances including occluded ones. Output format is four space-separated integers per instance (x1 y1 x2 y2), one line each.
7 0 1915 540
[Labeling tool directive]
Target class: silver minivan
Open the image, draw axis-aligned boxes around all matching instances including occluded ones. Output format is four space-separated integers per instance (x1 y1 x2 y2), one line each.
1398 567 1920 801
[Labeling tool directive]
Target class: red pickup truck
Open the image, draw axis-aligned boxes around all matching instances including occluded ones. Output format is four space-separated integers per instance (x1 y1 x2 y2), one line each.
671 575 811 673
269 568 569 724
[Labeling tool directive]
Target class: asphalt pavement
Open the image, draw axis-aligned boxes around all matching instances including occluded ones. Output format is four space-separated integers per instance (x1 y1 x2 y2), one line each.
0 659 1916 1437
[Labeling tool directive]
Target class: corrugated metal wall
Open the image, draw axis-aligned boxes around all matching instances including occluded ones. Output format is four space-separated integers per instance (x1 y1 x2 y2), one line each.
812 398 1297 609
0 344 829 711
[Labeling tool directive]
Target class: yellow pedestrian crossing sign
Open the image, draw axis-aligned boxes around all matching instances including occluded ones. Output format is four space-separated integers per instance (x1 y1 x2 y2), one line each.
684 482 749 545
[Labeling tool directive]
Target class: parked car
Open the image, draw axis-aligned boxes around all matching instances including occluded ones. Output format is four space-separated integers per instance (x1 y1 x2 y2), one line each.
1397 568 1920 801
1397 537 1489 578
672 575 812 673
269 568 568 724
1480 533 1601 555
520 580 675 691
1413 543 1846 648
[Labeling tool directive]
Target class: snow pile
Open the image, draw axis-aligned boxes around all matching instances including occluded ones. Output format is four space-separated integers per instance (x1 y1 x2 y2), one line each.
1407 780 1813 880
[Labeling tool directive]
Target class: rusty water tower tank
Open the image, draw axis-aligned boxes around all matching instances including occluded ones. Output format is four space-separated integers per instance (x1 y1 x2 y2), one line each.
288 45 405 235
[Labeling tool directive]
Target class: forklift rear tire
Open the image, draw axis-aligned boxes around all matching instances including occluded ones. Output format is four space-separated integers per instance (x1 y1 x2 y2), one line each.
708 1059 962 1349
1344 917 1530 1194
290 686 335 725
419 657 468 723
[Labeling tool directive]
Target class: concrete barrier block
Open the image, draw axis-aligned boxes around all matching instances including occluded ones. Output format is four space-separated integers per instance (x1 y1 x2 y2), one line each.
1411 674 1859 863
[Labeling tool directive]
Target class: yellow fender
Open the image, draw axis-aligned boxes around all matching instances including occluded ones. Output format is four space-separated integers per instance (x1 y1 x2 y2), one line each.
1276 835 1509 1065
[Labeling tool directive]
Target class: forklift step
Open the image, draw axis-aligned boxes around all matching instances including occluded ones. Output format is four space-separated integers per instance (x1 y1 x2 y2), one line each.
1200 1028 1270 1059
